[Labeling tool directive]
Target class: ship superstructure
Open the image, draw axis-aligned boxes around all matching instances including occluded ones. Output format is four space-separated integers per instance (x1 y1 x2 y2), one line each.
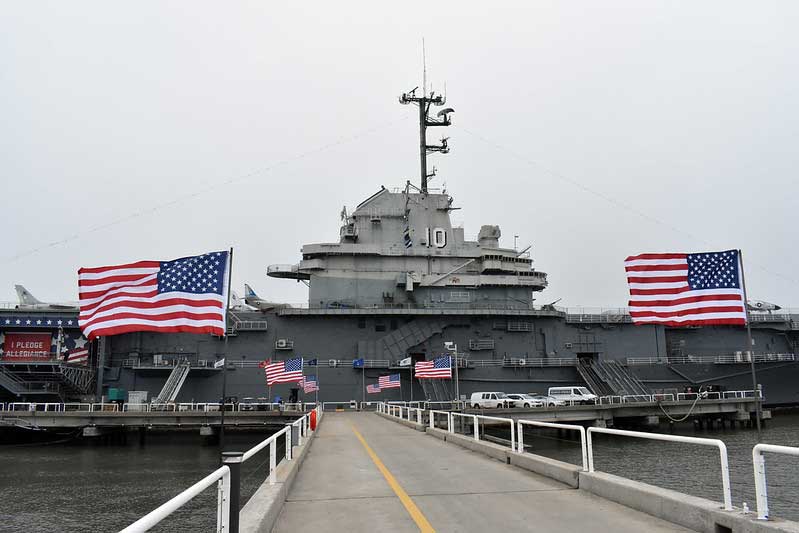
268 88 546 310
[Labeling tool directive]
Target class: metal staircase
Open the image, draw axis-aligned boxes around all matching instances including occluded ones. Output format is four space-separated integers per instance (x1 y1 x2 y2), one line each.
154 361 191 403
0 366 64 398
377 320 447 359
59 365 95 394
0 367 26 396
577 359 649 397
418 378 453 402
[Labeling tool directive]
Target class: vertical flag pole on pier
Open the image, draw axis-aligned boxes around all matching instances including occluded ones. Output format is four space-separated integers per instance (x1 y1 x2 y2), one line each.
738 249 762 436
219 247 234 451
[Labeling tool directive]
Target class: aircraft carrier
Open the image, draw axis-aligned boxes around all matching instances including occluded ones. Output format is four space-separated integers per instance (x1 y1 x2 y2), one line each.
1 85 798 407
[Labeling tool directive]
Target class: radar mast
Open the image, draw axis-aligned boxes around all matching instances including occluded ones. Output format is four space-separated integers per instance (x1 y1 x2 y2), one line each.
399 64 454 194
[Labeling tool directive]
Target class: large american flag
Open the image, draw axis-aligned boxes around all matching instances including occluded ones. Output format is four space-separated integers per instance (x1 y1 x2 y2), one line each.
302 376 319 393
78 251 229 340
366 383 381 394
625 250 747 326
378 374 401 389
265 358 303 386
415 356 452 379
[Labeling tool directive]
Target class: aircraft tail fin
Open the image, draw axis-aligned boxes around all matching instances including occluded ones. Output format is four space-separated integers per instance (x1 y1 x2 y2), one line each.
15 285 42 305
244 284 258 299
231 291 243 307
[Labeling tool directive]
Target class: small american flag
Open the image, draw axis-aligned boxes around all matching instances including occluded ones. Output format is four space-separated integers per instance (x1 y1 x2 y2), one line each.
78 251 229 340
625 250 747 326
366 383 381 394
414 355 452 379
415 356 452 379
265 357 303 386
65 347 89 365
378 374 401 389
302 376 318 393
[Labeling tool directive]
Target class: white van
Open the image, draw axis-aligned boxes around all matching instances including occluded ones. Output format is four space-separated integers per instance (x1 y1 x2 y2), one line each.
547 386 598 405
470 392 515 409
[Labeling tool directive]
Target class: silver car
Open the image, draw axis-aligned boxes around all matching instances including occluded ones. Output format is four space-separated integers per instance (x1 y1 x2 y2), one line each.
527 394 566 407
505 393 544 408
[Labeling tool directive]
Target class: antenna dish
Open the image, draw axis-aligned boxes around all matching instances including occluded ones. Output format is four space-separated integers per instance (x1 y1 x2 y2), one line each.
437 108 454 117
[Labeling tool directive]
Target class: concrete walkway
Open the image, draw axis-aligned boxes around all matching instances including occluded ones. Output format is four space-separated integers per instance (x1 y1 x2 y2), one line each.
273 412 692 532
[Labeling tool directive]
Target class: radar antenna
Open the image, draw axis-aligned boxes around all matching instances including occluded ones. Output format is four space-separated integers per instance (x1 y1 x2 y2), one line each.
398 45 454 194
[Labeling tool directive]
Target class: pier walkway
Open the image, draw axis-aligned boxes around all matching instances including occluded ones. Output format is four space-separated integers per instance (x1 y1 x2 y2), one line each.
273 412 690 532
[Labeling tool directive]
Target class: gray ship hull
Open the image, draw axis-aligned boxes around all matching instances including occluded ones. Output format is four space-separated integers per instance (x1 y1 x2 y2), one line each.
99 309 798 406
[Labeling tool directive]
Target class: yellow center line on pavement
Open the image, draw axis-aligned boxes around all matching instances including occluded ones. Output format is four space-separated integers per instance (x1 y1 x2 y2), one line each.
349 423 436 533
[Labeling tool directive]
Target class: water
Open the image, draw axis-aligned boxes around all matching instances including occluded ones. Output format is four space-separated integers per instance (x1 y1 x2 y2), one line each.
0 430 283 533
507 412 799 521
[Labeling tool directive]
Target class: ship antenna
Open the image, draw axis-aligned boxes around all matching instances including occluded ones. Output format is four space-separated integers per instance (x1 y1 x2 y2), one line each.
398 42 454 195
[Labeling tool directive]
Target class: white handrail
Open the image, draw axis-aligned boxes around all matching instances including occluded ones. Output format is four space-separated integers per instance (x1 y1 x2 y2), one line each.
428 409 452 432
517 420 588 471
752 443 799 520
451 412 516 451
243 425 292 485
119 465 231 533
587 427 732 511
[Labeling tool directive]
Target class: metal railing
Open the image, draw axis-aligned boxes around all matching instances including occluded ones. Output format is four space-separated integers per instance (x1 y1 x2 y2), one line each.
594 389 760 405
517 420 588 471
428 409 453 432
626 353 796 365
119 407 319 532
450 412 516 451
587 427 732 511
752 443 799 520
120 465 232 532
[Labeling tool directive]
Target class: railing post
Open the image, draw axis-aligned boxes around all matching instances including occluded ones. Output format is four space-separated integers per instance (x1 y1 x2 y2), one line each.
221 452 243 533
753 445 769 520
473 414 479 441
269 440 277 485
429 410 434 428
517 421 524 453
285 424 293 461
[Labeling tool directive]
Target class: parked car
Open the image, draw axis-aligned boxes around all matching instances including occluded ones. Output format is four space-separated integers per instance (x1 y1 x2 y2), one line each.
547 386 598 405
527 394 566 407
470 392 516 408
505 394 544 408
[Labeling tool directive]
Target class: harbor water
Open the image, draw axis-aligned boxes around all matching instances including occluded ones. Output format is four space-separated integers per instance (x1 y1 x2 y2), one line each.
0 430 282 533
510 411 799 521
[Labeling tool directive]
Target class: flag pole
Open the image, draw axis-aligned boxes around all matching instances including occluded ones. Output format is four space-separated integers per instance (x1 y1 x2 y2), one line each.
219 247 234 451
399 375 403 403
361 366 365 405
738 249 761 437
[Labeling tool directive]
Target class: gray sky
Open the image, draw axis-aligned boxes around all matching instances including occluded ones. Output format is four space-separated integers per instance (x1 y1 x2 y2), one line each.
2 1 797 309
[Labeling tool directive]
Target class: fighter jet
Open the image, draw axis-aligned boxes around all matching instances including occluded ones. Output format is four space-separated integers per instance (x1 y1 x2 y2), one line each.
14 285 79 311
244 284 290 311
746 300 782 312
229 291 256 311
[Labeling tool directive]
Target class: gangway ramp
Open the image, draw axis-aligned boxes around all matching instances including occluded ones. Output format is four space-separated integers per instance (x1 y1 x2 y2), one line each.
272 412 689 532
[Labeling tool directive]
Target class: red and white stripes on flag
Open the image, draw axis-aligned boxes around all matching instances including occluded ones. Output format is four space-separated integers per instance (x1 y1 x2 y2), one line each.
625 250 747 326
65 347 89 365
78 251 229 340
366 383 381 394
265 358 304 386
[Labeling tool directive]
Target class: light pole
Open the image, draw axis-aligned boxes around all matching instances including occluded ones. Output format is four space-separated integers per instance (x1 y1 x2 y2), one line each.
444 341 460 403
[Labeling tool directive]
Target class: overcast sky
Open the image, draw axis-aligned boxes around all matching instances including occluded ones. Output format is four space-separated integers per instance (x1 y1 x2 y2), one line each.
2 1 797 310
